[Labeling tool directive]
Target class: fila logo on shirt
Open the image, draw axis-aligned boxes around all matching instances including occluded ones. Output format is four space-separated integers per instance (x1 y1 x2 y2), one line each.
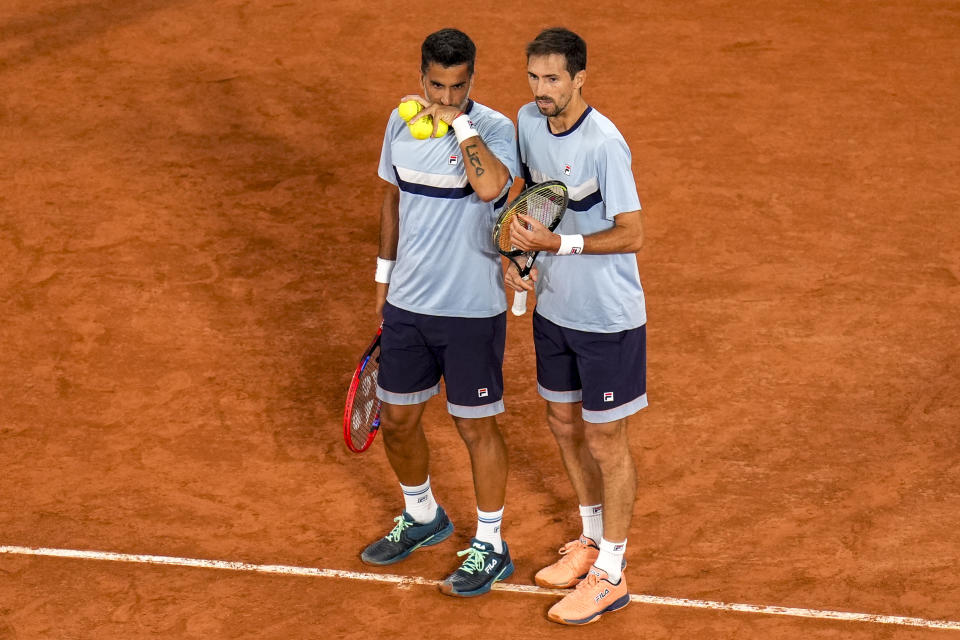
449 155 459 165
563 163 572 176
603 391 614 402
478 387 489 398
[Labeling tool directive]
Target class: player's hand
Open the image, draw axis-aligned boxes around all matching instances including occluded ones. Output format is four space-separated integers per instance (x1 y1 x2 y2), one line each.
375 282 389 318
510 214 562 253
400 94 461 135
504 265 537 292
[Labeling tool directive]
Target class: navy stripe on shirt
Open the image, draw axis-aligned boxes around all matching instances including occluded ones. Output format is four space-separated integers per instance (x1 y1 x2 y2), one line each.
394 167 475 200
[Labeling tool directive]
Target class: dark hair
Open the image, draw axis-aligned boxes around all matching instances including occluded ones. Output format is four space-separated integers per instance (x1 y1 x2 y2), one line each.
421 28 476 75
526 27 586 78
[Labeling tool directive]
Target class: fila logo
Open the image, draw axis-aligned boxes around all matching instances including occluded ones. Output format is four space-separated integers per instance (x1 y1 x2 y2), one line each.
613 543 625 552
571 246 582 255
478 387 489 398
449 155 458 165
592 506 602 514
594 588 610 603
485 559 499 574
563 163 572 176
603 391 614 402
417 496 428 503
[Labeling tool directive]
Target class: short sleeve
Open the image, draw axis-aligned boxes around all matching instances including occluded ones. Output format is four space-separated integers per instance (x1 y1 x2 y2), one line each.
377 112 399 185
596 137 641 220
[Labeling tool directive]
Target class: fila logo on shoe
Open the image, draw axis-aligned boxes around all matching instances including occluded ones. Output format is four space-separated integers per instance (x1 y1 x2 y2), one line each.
485 559 499 574
594 588 610 603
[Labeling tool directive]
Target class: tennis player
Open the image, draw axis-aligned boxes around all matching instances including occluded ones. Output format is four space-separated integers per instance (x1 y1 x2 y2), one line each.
504 27 647 624
361 28 519 599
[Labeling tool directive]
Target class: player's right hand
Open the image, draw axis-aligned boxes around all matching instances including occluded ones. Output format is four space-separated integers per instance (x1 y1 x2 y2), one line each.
504 266 537 292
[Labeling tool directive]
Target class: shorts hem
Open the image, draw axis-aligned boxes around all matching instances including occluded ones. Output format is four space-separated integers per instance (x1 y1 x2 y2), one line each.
537 383 583 403
582 393 648 423
447 400 505 418
376 383 441 406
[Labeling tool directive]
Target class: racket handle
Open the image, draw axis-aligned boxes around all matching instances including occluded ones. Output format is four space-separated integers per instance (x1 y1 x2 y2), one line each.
511 274 532 316
511 290 528 315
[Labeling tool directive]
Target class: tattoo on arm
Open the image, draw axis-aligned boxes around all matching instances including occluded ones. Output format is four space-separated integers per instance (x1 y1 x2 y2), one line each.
465 143 485 177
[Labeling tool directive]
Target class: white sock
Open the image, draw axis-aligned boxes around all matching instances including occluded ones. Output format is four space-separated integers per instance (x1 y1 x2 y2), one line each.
475 506 504 554
595 537 627 583
400 477 438 524
579 504 603 544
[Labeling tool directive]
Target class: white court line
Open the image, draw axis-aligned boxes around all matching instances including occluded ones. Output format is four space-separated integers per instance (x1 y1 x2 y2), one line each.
2 544 959 631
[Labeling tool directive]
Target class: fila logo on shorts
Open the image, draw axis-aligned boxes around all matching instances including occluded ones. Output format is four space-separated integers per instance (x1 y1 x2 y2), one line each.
449 155 458 165
603 391 614 402
478 387 489 398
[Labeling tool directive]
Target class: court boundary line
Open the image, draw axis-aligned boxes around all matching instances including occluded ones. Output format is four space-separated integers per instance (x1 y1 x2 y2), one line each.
2 544 958 631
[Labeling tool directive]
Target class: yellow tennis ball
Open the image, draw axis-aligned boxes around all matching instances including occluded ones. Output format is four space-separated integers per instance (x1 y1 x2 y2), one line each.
434 119 449 138
408 115 433 140
398 100 422 122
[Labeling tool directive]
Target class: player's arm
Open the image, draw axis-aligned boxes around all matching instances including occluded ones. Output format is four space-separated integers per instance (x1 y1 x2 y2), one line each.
402 96 510 202
375 183 400 317
509 208 644 255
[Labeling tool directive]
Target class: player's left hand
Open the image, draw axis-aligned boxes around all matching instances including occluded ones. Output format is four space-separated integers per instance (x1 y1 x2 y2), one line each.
510 213 562 253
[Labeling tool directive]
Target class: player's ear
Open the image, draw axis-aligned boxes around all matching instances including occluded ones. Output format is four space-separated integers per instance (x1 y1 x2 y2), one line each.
573 69 586 90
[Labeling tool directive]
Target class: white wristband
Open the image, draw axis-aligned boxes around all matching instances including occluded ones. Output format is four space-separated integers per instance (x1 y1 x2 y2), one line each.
557 234 584 256
375 257 396 283
451 113 479 144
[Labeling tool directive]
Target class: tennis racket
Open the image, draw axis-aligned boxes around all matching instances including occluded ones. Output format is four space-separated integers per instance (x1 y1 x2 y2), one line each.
342 324 383 453
492 180 569 315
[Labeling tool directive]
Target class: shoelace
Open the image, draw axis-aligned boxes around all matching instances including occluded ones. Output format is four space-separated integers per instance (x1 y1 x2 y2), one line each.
556 539 593 565
386 515 413 542
575 572 601 591
455 546 488 574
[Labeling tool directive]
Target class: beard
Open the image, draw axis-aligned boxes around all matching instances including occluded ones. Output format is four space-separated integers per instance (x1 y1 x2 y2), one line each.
535 96 567 117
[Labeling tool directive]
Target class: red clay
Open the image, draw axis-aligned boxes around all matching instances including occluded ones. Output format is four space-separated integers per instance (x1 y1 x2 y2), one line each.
1 1 958 638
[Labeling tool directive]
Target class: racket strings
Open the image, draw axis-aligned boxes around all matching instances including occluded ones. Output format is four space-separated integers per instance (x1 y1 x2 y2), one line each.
495 185 567 254
350 354 381 447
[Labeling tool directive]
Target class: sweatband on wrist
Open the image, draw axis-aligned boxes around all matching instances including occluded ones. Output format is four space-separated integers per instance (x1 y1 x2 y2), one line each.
557 234 584 256
451 113 479 144
375 257 396 283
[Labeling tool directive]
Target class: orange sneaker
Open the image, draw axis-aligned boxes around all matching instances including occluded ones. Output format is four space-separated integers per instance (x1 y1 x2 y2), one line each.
546 567 630 625
534 535 599 588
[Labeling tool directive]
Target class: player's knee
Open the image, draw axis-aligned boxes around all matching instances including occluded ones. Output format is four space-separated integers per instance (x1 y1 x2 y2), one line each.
583 420 630 464
545 404 581 442
453 416 502 449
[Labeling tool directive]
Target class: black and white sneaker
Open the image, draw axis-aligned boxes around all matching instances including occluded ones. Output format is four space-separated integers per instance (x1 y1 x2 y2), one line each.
360 507 454 566
438 538 514 597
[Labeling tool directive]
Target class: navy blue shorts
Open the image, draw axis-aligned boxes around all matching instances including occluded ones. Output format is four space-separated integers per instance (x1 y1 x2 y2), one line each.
376 301 506 418
533 312 647 423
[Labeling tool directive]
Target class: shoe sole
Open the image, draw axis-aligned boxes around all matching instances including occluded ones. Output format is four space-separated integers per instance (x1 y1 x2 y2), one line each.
360 522 455 566
438 560 515 598
547 593 630 625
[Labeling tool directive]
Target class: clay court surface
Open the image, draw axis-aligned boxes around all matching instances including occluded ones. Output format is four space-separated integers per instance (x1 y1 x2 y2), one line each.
2 0 959 637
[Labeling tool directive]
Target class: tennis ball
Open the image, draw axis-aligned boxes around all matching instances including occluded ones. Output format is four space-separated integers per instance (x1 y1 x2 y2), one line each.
398 100 422 122
434 118 449 138
408 115 434 140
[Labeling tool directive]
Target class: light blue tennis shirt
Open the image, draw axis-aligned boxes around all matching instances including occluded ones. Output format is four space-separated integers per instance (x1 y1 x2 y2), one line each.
517 102 646 333
378 100 518 318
